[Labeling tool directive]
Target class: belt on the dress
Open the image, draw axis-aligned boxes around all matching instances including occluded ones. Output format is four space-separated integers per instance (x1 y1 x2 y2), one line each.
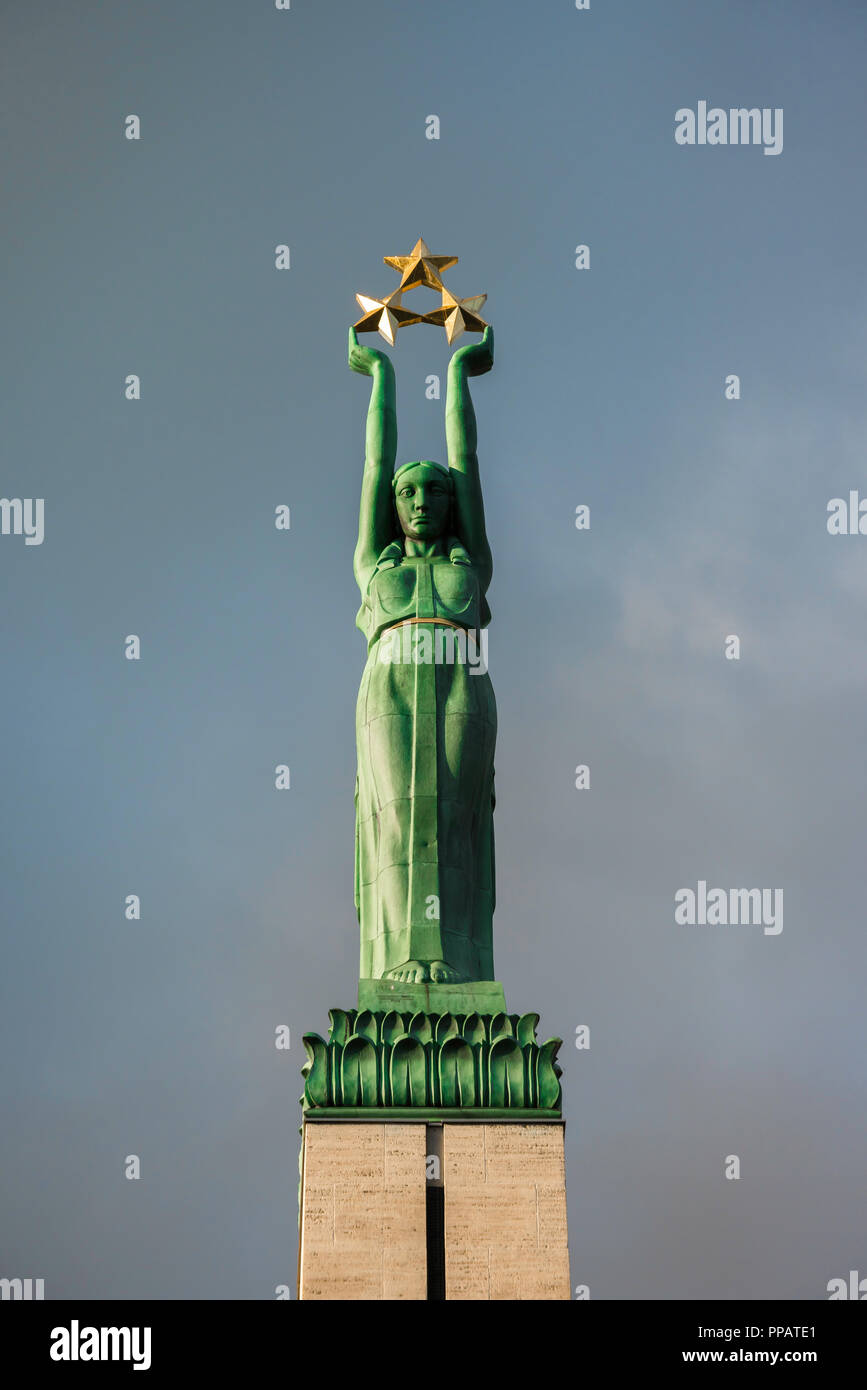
382 616 468 633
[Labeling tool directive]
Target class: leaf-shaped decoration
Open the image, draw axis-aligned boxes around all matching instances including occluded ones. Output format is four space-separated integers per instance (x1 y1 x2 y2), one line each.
408 1012 433 1044
302 1008 563 1114
461 1013 486 1047
489 1036 524 1108
301 1034 329 1108
439 1037 475 1107
434 1013 459 1046
516 1013 540 1046
489 1012 512 1043
381 1011 405 1045
537 1038 563 1111
354 1009 379 1043
341 1035 378 1107
390 1037 428 1107
327 1009 352 1046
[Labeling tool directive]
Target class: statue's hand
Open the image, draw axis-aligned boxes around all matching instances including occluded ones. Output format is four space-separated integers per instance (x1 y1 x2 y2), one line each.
348 326 390 376
451 325 494 377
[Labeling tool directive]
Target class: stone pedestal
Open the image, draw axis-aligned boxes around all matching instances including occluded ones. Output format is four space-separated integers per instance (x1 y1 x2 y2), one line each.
442 1123 570 1300
298 1120 570 1301
357 978 507 1016
297 1122 428 1301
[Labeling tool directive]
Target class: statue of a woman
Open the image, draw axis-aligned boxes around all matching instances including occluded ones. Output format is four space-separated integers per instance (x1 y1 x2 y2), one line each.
349 324 496 986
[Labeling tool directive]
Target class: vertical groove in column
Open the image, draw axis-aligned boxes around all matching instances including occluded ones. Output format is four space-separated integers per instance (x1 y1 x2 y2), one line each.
425 1188 445 1300
425 1123 445 1300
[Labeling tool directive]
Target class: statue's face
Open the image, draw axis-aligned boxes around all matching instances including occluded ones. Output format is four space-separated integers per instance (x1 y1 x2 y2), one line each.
394 464 451 541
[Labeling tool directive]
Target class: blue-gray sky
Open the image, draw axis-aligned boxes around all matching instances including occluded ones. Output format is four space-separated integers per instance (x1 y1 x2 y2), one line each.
2 0 866 1299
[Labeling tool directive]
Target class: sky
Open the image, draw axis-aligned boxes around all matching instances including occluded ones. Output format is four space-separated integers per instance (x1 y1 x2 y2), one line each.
1 0 866 1299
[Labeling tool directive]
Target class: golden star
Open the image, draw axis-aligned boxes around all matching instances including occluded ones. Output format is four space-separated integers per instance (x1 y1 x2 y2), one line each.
423 289 488 344
383 237 458 292
353 289 423 345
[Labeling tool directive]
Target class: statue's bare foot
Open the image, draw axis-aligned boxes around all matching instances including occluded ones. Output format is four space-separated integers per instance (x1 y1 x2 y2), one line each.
384 960 430 983
429 961 466 984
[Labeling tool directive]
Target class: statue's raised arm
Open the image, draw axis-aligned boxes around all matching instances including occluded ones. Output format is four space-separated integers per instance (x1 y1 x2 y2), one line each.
446 324 494 596
349 327 397 595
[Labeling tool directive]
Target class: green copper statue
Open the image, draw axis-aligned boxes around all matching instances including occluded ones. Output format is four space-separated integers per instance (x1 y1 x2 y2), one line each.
349 324 496 988
301 274 562 1119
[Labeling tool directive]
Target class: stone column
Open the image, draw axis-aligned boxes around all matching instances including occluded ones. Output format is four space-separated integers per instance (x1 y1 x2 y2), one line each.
298 1119 570 1300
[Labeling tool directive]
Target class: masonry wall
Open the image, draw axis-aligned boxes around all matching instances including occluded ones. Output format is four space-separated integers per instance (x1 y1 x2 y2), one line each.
298 1122 428 1300
298 1120 570 1301
442 1123 570 1300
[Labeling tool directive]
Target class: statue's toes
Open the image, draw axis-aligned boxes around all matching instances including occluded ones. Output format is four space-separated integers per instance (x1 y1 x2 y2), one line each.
387 961 429 983
430 960 460 983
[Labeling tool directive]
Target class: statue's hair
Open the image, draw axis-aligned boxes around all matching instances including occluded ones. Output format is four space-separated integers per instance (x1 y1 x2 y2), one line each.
392 460 453 492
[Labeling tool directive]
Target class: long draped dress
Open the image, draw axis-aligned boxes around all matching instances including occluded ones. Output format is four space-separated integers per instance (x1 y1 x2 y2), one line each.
354 539 496 981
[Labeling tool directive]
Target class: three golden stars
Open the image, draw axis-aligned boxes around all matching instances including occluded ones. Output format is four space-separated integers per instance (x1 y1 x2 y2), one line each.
354 238 488 346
